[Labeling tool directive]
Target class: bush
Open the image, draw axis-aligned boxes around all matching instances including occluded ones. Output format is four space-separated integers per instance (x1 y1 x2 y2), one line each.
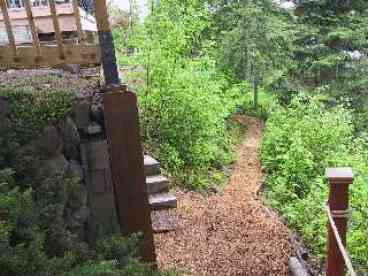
239 86 277 120
0 87 174 275
113 0 248 190
140 58 245 189
0 88 72 145
0 168 172 275
261 95 368 269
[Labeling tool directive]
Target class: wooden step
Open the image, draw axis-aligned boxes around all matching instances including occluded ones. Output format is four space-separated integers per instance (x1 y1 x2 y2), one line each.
146 175 169 194
149 193 177 210
144 155 161 176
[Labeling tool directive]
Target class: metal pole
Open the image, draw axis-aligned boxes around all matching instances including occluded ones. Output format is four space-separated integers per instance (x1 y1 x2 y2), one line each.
325 168 354 276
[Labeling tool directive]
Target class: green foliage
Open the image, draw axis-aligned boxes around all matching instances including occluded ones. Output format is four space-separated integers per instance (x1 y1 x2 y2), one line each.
115 0 247 190
292 0 368 133
0 88 72 143
142 58 238 174
217 0 295 84
0 87 173 275
0 168 171 275
240 87 277 120
67 234 176 276
261 95 368 268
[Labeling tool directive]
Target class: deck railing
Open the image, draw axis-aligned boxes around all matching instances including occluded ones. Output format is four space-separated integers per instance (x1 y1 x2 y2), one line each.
0 0 100 68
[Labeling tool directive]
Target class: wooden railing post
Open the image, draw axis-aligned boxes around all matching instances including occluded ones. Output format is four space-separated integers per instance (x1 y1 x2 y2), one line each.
94 0 157 265
104 88 157 264
94 0 120 86
325 168 354 276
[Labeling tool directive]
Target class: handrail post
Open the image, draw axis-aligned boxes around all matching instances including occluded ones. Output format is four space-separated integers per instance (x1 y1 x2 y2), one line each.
94 0 120 86
94 0 157 266
325 168 354 276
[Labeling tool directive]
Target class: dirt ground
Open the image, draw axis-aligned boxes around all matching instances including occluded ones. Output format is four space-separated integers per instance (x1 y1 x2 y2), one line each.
154 115 293 276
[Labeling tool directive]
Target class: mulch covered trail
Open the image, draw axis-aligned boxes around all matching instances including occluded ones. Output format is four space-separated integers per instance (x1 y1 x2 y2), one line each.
154 115 293 276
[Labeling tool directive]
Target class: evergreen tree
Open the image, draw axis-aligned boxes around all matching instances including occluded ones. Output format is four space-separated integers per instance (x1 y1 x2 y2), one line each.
293 0 368 131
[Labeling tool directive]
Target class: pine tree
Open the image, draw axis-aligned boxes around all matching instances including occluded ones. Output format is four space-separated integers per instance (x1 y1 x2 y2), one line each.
293 0 368 131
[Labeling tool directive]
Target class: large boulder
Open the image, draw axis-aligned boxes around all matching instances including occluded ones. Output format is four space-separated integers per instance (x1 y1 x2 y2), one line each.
73 100 91 130
0 97 10 133
69 159 84 181
37 125 63 158
37 154 69 178
0 96 8 118
60 117 81 160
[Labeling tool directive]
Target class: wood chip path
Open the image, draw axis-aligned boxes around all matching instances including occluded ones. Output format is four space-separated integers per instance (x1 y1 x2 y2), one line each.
154 115 293 275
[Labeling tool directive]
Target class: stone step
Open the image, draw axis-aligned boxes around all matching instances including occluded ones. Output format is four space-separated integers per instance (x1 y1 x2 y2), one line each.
144 155 161 176
151 210 176 233
146 175 169 195
149 193 177 210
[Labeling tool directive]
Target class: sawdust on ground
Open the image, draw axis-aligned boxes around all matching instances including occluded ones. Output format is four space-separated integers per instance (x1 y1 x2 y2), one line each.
154 115 293 276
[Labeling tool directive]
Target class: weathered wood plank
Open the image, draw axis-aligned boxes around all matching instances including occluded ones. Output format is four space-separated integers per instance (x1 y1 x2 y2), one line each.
0 44 100 68
0 0 16 57
94 0 120 86
72 0 85 44
48 0 65 59
103 90 157 264
24 0 41 58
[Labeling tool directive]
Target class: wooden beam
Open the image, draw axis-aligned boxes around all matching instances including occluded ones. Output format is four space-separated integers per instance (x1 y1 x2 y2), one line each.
48 0 65 60
94 0 120 86
24 0 41 58
0 44 100 68
103 90 157 264
0 0 17 58
72 0 86 44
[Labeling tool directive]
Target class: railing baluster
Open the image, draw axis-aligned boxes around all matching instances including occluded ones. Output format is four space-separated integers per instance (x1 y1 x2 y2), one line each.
48 0 65 60
0 0 17 58
24 0 41 59
72 0 85 45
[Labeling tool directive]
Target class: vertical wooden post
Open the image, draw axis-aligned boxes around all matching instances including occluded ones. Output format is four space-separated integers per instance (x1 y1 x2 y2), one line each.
72 0 86 45
325 168 354 276
94 0 157 264
104 89 156 263
94 0 120 86
0 0 17 58
24 0 41 59
48 0 65 60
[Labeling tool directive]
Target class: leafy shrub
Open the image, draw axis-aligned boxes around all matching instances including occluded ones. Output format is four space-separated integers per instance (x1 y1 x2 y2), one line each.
0 88 72 144
239 87 277 120
261 95 368 268
0 168 172 275
141 58 246 189
0 87 173 275
114 0 247 190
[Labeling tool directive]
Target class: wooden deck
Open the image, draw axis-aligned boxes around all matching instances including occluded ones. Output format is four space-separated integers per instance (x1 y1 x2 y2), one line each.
0 3 96 44
0 1 100 68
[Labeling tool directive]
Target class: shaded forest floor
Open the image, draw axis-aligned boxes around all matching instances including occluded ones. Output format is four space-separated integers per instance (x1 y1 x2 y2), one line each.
154 115 293 275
